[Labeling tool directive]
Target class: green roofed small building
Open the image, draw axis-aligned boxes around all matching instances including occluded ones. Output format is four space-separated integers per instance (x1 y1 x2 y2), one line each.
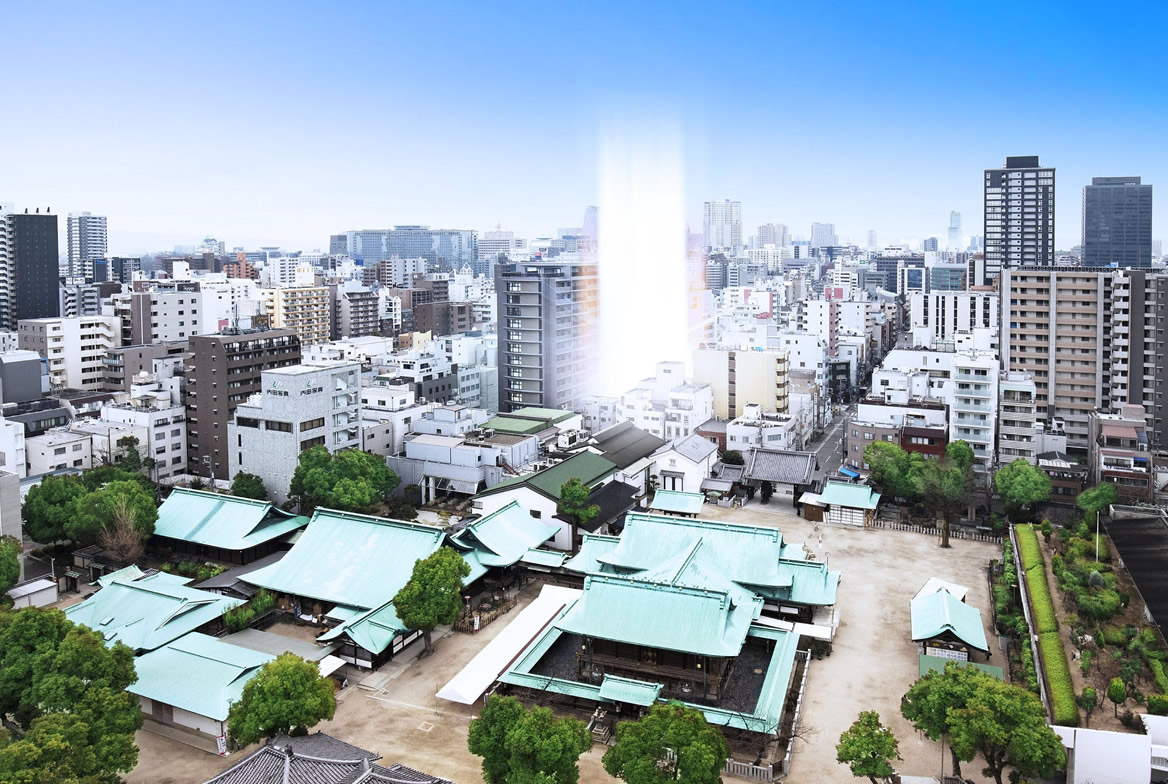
473 452 619 549
153 488 310 565
242 508 446 669
910 587 990 661
648 489 705 517
447 500 562 586
816 481 881 527
65 573 243 654
127 632 273 745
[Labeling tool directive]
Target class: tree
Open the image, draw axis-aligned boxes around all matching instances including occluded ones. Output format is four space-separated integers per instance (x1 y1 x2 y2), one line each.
97 497 146 566
0 535 20 600
1039 519 1053 543
288 446 400 513
836 710 900 784
67 479 158 546
864 441 919 501
1108 677 1126 717
230 472 269 501
21 474 88 544
384 496 418 520
912 441 973 549
994 459 1051 521
116 435 143 475
468 695 590 784
226 652 336 746
558 478 599 534
720 450 745 466
469 695 527 784
1078 687 1097 728
903 664 1064 784
603 702 730 784
391 547 470 655
1077 483 1118 521
0 608 142 780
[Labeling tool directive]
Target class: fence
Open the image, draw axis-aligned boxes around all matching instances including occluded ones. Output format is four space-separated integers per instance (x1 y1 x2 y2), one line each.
773 649 811 779
723 760 773 781
453 596 518 634
870 519 1002 544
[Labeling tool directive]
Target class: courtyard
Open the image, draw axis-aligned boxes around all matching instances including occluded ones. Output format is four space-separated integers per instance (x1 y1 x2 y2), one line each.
127 503 1002 784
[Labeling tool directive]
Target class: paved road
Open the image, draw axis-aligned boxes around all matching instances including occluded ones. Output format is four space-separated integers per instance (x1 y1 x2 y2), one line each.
809 403 855 483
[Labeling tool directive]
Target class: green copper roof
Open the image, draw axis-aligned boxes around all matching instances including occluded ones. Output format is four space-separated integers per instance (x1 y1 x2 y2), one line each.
508 407 577 425
918 654 1004 681
479 452 618 500
318 599 407 654
154 488 310 551
911 588 989 652
65 574 242 652
127 632 272 721
95 564 145 587
484 416 546 435
242 508 445 610
598 675 662 706
449 501 560 568
563 534 621 574
649 490 705 515
819 481 881 510
520 549 569 568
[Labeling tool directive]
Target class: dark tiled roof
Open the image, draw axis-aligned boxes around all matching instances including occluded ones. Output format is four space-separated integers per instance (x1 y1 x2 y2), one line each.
655 434 718 463
205 733 377 784
592 421 667 469
582 480 638 532
360 764 453 783
745 449 817 485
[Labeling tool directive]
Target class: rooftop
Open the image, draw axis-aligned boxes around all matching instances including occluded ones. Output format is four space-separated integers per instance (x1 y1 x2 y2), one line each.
910 587 988 652
154 488 309 551
478 452 618 501
590 421 667 469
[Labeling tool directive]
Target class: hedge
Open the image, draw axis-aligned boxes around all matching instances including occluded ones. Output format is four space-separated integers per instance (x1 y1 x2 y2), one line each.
1038 632 1079 726
1025 567 1059 634
1148 694 1168 716
1151 659 1168 695
1021 638 1039 693
1016 525 1043 571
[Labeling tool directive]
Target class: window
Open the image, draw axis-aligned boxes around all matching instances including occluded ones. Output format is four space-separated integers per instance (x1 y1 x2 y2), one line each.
300 417 325 432
236 417 260 428
530 510 542 519
53 447 66 456
72 443 82 452
266 420 293 432
300 436 326 451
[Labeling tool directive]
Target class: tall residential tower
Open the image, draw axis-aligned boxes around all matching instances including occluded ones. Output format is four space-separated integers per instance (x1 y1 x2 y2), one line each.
983 156 1055 283
703 200 742 253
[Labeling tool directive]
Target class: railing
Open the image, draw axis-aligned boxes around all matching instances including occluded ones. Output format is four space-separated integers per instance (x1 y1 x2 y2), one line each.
774 649 811 779
724 760 773 781
870 519 1002 544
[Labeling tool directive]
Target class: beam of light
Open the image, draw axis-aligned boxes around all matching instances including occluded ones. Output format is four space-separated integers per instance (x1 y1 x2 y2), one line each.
596 112 690 395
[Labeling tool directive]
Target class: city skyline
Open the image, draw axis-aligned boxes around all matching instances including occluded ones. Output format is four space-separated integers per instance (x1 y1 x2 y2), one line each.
5 2 1167 253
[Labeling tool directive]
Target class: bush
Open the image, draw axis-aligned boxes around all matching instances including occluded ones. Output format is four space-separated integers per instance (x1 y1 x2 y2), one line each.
1058 526 1071 544
1150 659 1168 695
1021 638 1039 692
1075 588 1123 622
1039 631 1079 726
224 604 256 633
1080 648 1094 674
1026 566 1059 634
1148 694 1168 716
251 589 275 616
1016 524 1043 570
1040 519 1053 542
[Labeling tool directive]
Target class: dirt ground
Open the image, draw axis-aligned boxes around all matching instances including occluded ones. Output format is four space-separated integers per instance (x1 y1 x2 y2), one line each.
127 503 1003 784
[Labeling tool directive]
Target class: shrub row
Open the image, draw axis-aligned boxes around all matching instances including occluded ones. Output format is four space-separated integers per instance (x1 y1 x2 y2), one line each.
1021 638 1039 693
1038 632 1079 726
1015 525 1043 572
1025 567 1059 634
1149 694 1168 716
223 589 276 633
1150 658 1168 695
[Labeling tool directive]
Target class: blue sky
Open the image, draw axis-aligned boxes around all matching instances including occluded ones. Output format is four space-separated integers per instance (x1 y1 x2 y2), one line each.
5 1 1166 253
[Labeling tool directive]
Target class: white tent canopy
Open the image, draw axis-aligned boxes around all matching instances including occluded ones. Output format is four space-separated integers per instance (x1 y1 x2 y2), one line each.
436 585 582 705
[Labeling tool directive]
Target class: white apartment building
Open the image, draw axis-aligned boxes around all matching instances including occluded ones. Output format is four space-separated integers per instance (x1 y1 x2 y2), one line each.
910 292 1000 347
744 245 791 272
725 403 800 451
261 257 316 287
305 335 396 367
227 361 362 504
26 430 92 476
998 371 1038 465
18 315 121 391
768 332 828 395
99 386 187 480
478 231 527 261
359 382 434 457
0 418 26 478
692 348 789 420
66 212 108 280
704 200 742 252
606 361 715 441
259 286 331 346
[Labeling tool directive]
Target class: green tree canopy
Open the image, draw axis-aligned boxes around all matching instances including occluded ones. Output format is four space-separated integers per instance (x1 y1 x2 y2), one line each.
602 702 730 784
863 441 921 500
391 547 471 654
22 474 89 545
558 478 599 531
288 446 400 513
994 459 1051 520
0 608 141 780
67 479 158 547
229 472 270 501
0 535 21 599
1077 483 1118 520
1107 677 1126 717
720 450 745 466
226 652 336 746
912 441 973 548
836 710 900 784
468 695 590 784
902 663 1064 784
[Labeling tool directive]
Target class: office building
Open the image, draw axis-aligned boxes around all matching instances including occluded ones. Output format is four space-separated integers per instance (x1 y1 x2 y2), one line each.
329 234 348 255
228 361 361 504
983 156 1055 283
1000 267 1111 448
478 230 527 261
922 237 939 252
384 226 477 270
909 291 999 347
110 256 141 284
260 286 330 346
703 200 742 253
66 212 108 281
810 223 838 248
329 282 380 340
756 223 789 248
185 328 301 479
495 257 597 413
867 230 878 249
1082 177 1153 268
0 206 60 330
947 212 962 250
18 316 121 392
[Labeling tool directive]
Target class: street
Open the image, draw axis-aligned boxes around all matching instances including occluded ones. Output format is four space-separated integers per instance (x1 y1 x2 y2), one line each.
810 402 854 483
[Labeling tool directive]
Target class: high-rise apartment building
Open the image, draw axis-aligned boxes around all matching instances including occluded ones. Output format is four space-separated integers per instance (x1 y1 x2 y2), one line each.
18 315 121 391
1000 267 1111 448
0 206 61 330
110 256 141 284
867 230 878 249
947 211 962 250
1082 177 1152 268
329 283 380 340
67 212 108 281
260 286 330 345
703 200 742 253
756 223 789 248
983 156 1055 283
494 257 597 413
692 346 790 420
810 223 838 248
185 328 301 479
923 237 939 252
1109 269 1168 449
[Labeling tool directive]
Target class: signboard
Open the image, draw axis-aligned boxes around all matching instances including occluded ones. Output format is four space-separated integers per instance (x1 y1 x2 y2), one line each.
216 734 228 756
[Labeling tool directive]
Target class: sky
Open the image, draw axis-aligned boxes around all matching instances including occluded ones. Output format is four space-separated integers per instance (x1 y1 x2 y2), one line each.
5 1 1167 255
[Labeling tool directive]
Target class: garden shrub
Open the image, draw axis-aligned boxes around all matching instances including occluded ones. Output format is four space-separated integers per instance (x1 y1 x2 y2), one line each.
224 604 256 633
251 588 275 615
1021 638 1039 693
1150 659 1168 695
1016 525 1043 570
1148 694 1168 716
1075 589 1123 622
1080 648 1093 674
1039 631 1079 726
